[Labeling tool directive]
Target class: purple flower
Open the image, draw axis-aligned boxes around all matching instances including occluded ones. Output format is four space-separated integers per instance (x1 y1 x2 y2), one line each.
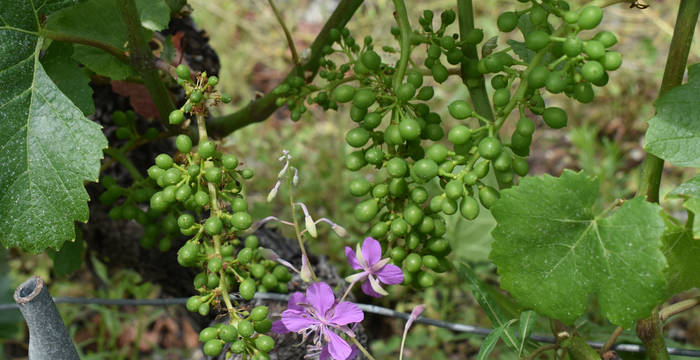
345 237 404 297
272 282 364 360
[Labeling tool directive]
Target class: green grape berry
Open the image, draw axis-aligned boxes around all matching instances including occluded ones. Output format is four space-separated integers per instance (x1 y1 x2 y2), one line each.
448 125 471 145
542 107 568 129
387 157 408 178
251 306 269 321
353 88 376 109
516 116 535 136
349 178 371 196
239 278 256 300
203 340 223 356
595 31 618 48
256 335 275 352
578 5 603 30
219 324 238 342
581 61 605 83
198 140 216 159
176 64 190 80
404 253 422 273
512 157 529 176
492 88 510 107
583 40 605 59
573 82 595 103
413 159 439 181
354 199 379 222
238 320 254 338
431 63 448 83
333 85 356 103
186 296 201 312
525 31 550 51
361 50 381 71
190 90 203 103
205 166 222 183
222 154 239 169
176 135 192 153
399 117 421 140
448 100 472 119
601 51 622 71
155 154 173 169
199 327 218 342
204 216 223 235
231 212 252 230
397 83 416 103
178 213 195 229
426 144 448 163
478 186 500 209
497 11 518 32
460 196 480 220
563 37 582 57
478 137 502 160
406 70 423 89
169 110 185 125
528 66 549 89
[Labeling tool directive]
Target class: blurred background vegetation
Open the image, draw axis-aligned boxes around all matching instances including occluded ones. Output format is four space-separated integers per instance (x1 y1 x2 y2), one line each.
2 1 699 359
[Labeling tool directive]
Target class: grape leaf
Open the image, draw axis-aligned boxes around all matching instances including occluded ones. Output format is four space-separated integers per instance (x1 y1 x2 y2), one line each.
0 0 108 253
661 215 700 296
668 175 700 198
41 41 94 115
48 227 85 277
645 63 700 167
490 170 667 327
135 0 171 31
0 248 20 339
72 45 137 80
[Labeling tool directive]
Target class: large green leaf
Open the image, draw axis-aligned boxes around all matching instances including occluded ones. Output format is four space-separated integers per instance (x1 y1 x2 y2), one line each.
645 63 700 167
490 170 667 327
0 0 108 252
0 248 20 339
41 41 94 115
661 215 700 295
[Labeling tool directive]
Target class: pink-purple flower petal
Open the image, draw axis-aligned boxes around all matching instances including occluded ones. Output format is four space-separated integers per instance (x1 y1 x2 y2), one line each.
271 320 290 334
329 302 364 326
280 309 318 332
287 291 306 312
344 246 362 270
306 282 335 315
361 237 382 266
360 280 383 298
376 263 404 285
325 328 353 360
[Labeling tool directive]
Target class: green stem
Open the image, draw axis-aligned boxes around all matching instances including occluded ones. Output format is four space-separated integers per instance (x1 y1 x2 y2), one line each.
348 336 376 360
43 30 128 62
287 173 318 282
523 344 558 360
659 296 700 322
638 0 700 203
103 147 143 180
206 0 364 137
117 0 175 121
391 0 411 91
267 0 299 65
636 3 699 359
456 0 494 121
550 320 599 360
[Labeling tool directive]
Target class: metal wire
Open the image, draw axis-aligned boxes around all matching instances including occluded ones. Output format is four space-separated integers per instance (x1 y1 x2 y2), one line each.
2 293 699 356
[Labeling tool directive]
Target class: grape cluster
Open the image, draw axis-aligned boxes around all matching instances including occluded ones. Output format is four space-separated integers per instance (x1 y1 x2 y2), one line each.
271 2 619 290
111 110 160 141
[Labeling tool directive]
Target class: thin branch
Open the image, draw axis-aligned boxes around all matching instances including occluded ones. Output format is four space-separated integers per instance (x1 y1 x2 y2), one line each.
524 344 558 360
659 296 700 323
102 147 143 181
600 326 623 354
267 0 299 65
43 30 128 62
206 0 364 137
391 0 411 91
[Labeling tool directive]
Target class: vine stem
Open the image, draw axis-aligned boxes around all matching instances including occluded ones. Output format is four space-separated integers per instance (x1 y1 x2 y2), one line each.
456 0 494 121
524 344 558 360
43 30 128 62
659 296 700 323
600 326 623 354
207 0 364 136
348 336 376 360
117 0 175 121
102 147 143 180
267 0 299 66
391 0 411 91
287 172 318 282
636 1 700 359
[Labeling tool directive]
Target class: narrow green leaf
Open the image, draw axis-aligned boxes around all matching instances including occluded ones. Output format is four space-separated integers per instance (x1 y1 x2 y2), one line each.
41 41 95 115
0 0 108 252
490 170 668 327
476 319 517 360
645 63 700 167
518 311 536 355
455 262 521 352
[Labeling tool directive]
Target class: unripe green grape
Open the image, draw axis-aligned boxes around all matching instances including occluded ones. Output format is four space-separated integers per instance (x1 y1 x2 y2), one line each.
497 11 518 32
439 35 455 50
493 151 512 172
194 191 209 207
525 31 549 51
424 124 444 141
241 168 254 179
221 244 235 256
464 28 484 44
112 111 128 126
389 178 408 196
516 116 535 137
417 271 434 288
222 154 239 169
427 44 441 59
361 50 381 71
399 118 421 140
446 48 463 65
422 255 439 270
169 110 185 125
345 151 367 171
473 160 490 179
418 215 435 234
198 302 210 316
563 11 578 24
512 157 530 176
239 278 256 300
349 106 367 123
581 61 605 83
353 88 376 109
601 51 622 71
198 140 216 158
563 37 582 57
386 157 408 178
354 199 379 222
404 204 424 226
207 273 219 289
231 212 252 230
372 183 388 198
150 192 168 212
176 64 190 80
256 335 275 352
429 196 444 213
178 214 195 230
396 83 416 103
491 74 508 89
162 185 177 202
528 66 549 89
155 154 173 169
460 196 480 220
595 31 618 48
186 296 201 312
175 135 192 153
370 221 389 238
448 100 473 119
478 137 502 160
441 197 458 215
251 263 265 279
413 159 439 181
492 88 510 107
189 90 203 103
444 179 464 200
431 63 448 83
349 178 371 196
390 218 408 236
229 198 247 213
511 133 532 157
495 168 514 184
208 257 222 272
362 112 382 130
204 216 223 235
345 127 370 148
573 82 595 103
545 71 568 94
238 320 255 338
262 273 278 289
478 186 500 209
529 6 548 25
404 253 422 272
464 172 478 186
390 247 406 262
583 40 605 59
543 107 567 129
406 232 422 249
188 163 200 177
406 70 423 89
384 124 403 145
205 166 222 183
333 85 355 103
273 265 290 281
416 86 434 101
193 272 207 288
219 324 238 342
425 144 448 163
199 327 218 342
578 5 603 30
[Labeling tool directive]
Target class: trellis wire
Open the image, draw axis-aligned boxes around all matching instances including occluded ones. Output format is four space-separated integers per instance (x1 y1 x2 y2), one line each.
1 292 699 357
